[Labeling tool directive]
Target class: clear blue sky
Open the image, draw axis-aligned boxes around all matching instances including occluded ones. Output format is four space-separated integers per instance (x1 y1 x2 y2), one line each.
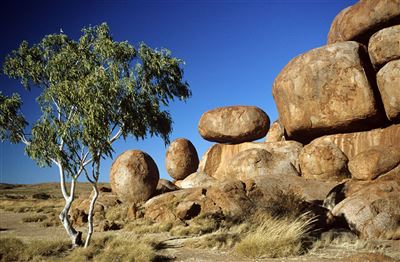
0 0 356 184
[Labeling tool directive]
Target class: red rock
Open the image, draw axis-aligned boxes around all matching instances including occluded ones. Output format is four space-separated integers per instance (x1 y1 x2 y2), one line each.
368 25 400 69
165 138 199 180
110 150 159 204
273 41 383 143
198 106 270 143
327 0 400 44
377 60 400 122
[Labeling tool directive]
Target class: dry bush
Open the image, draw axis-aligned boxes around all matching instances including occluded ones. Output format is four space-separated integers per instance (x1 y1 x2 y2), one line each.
104 204 128 223
0 237 70 261
263 189 306 219
235 212 314 258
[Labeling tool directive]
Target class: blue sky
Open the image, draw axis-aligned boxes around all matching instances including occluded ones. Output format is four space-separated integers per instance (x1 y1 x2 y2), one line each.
0 0 356 184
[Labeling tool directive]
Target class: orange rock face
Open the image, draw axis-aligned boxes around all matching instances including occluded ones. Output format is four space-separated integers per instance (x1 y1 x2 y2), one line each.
110 150 159 204
165 138 199 180
377 60 400 122
198 106 270 143
368 25 400 69
273 41 383 143
327 0 400 44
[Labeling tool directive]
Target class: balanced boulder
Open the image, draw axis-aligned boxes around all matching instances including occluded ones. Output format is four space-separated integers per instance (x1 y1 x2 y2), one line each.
110 150 159 204
272 41 382 143
327 0 400 44
165 138 199 180
377 60 400 122
198 106 270 143
299 140 350 181
349 146 400 180
368 25 400 69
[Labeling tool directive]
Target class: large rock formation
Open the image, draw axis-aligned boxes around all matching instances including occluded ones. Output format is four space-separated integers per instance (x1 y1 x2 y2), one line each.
225 148 299 181
175 171 217 189
144 180 253 222
110 150 159 204
327 0 400 44
165 138 199 180
198 106 270 143
198 141 302 181
272 41 383 143
299 140 350 181
311 124 400 161
377 60 400 122
330 174 400 240
368 25 400 69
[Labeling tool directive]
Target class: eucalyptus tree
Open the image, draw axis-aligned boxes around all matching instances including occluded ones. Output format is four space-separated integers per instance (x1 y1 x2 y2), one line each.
1 23 190 247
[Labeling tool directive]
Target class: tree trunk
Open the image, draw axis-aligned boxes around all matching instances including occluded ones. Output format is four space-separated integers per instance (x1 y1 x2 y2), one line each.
84 182 99 248
58 164 82 247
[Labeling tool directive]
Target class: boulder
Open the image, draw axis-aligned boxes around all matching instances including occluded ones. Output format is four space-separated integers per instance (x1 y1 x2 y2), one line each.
377 60 400 122
349 146 400 180
144 180 253 222
175 171 217 189
225 148 299 181
368 25 400 69
299 140 350 181
155 179 179 195
313 124 400 161
198 106 270 143
110 150 159 204
265 120 286 142
165 138 199 180
327 0 400 44
198 141 303 181
330 173 400 239
272 41 383 143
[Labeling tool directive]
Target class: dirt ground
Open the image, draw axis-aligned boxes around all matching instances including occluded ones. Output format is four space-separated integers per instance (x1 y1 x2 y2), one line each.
1 183 399 261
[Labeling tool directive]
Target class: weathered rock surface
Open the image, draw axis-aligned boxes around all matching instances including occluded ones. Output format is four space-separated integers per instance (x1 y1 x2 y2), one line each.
327 0 400 44
272 41 382 143
368 25 400 69
299 140 350 181
265 120 286 142
313 124 400 161
144 180 253 222
225 148 299 181
349 146 400 180
165 138 199 180
245 173 339 203
198 141 302 181
155 179 179 195
198 106 270 143
175 172 217 189
110 150 159 204
377 60 400 122
330 173 400 239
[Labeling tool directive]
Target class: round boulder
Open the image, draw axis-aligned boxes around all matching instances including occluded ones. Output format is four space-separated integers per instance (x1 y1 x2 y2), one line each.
368 25 400 69
198 106 270 143
110 150 159 204
299 140 350 181
349 146 400 181
165 138 199 180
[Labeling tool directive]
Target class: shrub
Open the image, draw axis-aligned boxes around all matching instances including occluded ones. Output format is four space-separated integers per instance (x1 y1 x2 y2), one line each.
235 212 313 258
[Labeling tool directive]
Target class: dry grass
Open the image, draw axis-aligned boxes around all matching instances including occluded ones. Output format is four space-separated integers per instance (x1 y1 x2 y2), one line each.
0 234 159 262
124 218 173 234
234 212 314 258
0 237 70 261
22 214 48 223
104 204 128 223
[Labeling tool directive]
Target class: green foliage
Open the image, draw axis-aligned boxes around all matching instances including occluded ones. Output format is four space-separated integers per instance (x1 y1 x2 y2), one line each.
1 22 191 174
0 92 28 143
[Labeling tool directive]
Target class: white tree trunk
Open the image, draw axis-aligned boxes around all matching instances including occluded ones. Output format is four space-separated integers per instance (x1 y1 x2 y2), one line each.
58 163 82 246
84 182 99 248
